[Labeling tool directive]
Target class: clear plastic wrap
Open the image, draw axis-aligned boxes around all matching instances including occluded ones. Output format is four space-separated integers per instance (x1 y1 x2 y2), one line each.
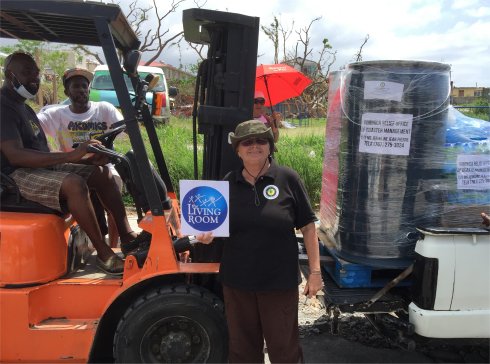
320 60 489 268
440 106 490 225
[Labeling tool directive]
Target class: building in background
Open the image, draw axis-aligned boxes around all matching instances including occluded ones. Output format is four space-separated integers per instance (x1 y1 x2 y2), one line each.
451 83 489 105
143 61 194 82
286 57 319 77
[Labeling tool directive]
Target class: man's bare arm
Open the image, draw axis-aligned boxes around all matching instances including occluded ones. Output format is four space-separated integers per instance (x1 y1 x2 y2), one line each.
0 139 98 168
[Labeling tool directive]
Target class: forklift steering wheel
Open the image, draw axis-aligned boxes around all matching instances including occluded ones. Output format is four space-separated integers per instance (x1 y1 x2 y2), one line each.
92 123 126 148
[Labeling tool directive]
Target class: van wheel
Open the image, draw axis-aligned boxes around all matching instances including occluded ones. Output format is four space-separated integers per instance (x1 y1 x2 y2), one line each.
113 284 228 363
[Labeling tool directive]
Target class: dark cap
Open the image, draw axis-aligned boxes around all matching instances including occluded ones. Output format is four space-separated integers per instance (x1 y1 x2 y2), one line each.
62 68 93 87
229 119 274 150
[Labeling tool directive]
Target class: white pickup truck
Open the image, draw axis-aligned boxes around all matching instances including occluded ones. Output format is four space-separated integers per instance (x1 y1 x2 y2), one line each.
409 225 490 338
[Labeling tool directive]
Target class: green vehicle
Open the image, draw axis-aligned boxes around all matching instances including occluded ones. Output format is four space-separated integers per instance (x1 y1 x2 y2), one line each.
90 64 175 124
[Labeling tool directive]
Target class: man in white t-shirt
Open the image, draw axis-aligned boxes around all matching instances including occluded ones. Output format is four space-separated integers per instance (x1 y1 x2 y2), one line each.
38 68 124 247
38 68 123 151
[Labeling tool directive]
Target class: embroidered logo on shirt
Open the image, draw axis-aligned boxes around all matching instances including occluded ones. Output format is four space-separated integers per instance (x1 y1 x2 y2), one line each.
263 185 279 200
30 119 41 136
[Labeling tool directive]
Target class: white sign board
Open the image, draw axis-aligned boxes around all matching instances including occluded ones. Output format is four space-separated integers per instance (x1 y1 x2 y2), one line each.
179 180 230 237
359 113 413 156
364 81 404 102
456 154 490 190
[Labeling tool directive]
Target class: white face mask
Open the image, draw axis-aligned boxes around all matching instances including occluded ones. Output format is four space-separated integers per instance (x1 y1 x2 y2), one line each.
10 73 38 99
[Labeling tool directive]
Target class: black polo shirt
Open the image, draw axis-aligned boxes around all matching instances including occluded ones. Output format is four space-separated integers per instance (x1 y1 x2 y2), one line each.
220 159 317 291
0 87 50 175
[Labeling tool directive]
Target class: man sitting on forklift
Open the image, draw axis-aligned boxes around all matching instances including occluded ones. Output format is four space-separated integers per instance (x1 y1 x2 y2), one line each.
38 67 124 248
0 51 138 275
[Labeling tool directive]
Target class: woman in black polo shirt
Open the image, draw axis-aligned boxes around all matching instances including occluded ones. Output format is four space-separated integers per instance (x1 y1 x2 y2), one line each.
202 120 323 363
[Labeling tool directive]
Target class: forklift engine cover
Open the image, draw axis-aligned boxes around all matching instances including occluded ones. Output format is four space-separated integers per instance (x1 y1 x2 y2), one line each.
0 213 71 286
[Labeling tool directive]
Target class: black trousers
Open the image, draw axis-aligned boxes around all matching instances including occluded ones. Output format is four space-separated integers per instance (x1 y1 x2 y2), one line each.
223 285 303 363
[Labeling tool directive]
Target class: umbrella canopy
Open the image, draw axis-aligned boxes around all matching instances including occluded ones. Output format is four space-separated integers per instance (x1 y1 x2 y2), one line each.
255 63 312 108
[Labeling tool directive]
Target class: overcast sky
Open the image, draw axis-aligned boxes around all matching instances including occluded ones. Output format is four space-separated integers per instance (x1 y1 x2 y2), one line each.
136 0 489 88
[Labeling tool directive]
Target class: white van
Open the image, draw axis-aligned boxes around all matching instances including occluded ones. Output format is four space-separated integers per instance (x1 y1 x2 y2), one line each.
90 65 172 123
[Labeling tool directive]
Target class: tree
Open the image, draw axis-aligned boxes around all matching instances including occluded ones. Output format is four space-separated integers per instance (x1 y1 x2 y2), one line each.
127 0 186 65
261 17 280 64
263 17 337 117
260 16 295 65
353 34 370 62
259 16 369 117
73 0 186 67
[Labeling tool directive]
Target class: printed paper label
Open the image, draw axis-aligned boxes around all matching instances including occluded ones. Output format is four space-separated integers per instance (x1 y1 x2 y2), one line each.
364 81 404 102
179 180 230 236
456 155 490 190
359 113 413 156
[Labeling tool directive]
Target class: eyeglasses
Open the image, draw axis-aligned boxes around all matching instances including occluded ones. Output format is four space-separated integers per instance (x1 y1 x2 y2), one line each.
254 98 265 105
240 138 269 147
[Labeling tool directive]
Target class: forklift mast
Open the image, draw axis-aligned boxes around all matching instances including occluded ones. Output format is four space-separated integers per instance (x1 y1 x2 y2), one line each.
183 9 260 180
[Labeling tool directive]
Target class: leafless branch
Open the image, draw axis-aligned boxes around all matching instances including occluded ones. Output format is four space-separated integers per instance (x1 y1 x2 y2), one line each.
353 34 369 62
72 45 105 65
278 20 294 63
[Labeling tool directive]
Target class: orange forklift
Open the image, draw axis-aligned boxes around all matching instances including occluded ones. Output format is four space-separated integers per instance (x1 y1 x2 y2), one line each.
0 1 259 362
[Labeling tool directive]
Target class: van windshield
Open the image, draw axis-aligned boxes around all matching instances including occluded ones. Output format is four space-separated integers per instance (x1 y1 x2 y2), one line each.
91 70 166 92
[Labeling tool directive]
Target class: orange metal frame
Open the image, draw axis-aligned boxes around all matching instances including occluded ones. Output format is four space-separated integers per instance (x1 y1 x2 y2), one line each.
0 200 219 362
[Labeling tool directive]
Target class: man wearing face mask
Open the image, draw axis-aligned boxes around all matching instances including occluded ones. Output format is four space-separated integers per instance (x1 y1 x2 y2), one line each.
0 51 140 275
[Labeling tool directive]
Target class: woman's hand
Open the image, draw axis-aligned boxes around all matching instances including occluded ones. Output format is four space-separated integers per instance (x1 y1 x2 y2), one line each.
303 271 324 298
270 111 282 129
482 212 490 227
195 232 214 244
300 222 323 298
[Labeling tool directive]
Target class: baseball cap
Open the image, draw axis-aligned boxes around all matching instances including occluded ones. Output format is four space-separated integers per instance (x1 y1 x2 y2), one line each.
62 68 93 87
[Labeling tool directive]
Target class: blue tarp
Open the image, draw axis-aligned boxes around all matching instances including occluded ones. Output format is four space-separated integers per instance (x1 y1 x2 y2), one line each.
445 106 490 144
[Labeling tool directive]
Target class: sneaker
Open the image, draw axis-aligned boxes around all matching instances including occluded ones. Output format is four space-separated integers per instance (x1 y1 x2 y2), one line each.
120 231 152 256
96 255 124 276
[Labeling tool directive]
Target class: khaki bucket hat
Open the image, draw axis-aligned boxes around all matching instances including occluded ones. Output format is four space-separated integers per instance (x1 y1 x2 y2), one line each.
229 120 274 150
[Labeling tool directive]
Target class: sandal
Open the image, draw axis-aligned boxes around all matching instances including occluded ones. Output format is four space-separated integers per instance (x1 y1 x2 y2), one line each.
96 255 124 275
120 231 152 256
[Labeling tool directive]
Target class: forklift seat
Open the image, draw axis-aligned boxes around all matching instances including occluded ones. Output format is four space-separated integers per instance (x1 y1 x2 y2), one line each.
0 172 65 216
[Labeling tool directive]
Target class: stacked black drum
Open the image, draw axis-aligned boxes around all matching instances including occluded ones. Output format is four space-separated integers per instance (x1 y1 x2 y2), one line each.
321 60 452 268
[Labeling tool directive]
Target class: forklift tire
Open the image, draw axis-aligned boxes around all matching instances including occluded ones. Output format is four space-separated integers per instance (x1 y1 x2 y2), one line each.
113 284 228 363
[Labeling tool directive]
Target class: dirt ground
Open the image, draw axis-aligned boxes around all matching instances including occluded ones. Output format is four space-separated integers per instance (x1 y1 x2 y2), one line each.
296 277 489 364
126 213 489 363
295 278 428 363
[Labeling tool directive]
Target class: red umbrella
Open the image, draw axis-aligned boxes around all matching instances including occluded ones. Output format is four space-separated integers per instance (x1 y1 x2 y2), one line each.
255 63 312 109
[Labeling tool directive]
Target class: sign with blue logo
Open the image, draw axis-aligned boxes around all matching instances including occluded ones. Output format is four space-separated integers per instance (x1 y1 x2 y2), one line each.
179 180 229 237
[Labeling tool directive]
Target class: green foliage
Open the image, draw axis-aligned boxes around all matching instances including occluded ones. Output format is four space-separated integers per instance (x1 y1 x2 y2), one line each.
114 117 326 208
114 118 203 196
458 98 490 121
0 39 40 57
172 75 197 97
275 133 324 209
0 40 68 75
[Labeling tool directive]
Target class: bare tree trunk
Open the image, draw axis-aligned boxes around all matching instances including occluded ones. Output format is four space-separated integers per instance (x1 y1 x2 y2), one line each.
52 75 58 104
261 16 279 64
34 49 43 106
